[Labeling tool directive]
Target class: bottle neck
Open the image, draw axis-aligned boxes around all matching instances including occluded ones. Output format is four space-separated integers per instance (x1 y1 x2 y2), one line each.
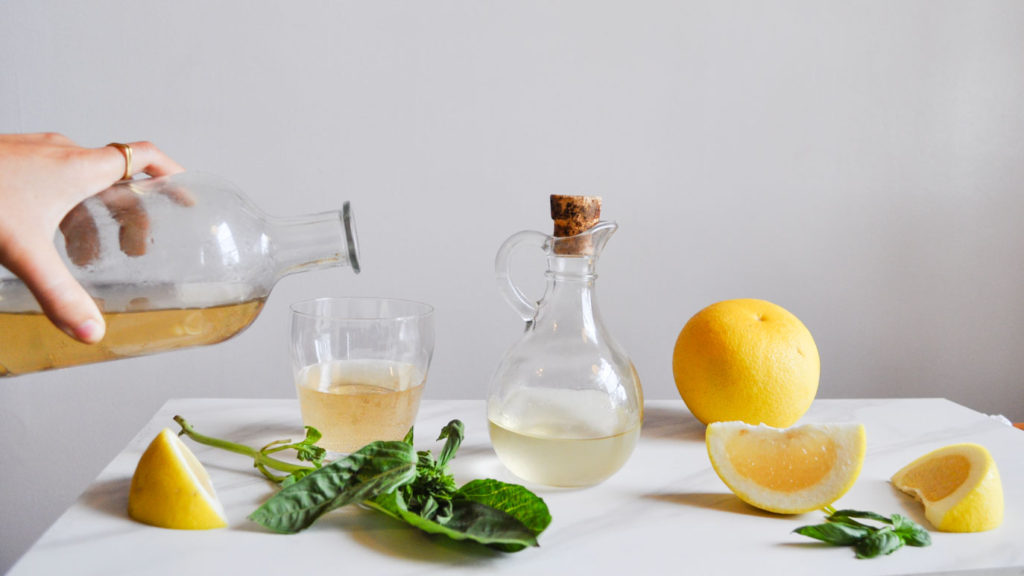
269 205 359 280
546 253 597 279
536 255 600 334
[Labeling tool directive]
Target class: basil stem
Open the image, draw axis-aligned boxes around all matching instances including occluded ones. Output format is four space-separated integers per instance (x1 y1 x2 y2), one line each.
174 415 314 482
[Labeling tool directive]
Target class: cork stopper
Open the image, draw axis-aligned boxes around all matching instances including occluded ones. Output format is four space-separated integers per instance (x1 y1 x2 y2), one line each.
550 195 601 255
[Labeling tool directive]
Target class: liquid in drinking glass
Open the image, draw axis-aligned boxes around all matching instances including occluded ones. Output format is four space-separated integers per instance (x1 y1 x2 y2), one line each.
295 359 425 453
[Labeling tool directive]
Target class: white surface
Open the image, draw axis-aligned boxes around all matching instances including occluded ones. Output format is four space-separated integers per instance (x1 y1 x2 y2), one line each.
10 398 1024 576
4 2 1024 570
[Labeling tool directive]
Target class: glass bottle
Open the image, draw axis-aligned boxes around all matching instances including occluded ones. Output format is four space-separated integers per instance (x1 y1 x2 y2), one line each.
487 196 643 487
0 172 360 376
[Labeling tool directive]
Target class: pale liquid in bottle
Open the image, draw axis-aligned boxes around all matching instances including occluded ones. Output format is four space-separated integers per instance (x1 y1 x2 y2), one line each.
488 387 641 487
0 299 264 376
295 359 425 453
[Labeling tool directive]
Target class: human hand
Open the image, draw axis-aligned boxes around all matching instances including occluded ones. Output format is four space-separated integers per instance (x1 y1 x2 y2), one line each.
0 133 185 344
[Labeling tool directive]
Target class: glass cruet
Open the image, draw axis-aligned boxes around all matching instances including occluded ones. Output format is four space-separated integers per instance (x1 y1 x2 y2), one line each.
0 171 360 376
487 196 643 487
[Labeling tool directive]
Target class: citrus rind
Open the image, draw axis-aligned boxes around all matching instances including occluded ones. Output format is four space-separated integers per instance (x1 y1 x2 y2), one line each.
706 421 866 514
128 428 227 530
673 299 820 427
891 443 1003 533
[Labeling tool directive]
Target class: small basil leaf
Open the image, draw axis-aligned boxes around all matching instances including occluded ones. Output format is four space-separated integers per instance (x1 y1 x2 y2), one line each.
418 495 440 521
891 514 932 547
794 522 872 546
856 529 904 559
280 467 317 488
302 426 322 445
829 509 892 525
294 444 326 465
417 450 436 469
436 420 465 467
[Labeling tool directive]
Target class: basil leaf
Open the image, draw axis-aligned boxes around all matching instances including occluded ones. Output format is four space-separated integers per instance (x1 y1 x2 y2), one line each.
793 522 872 546
417 449 436 469
855 529 904 559
445 498 540 551
293 427 326 465
436 420 464 467
280 467 316 488
367 490 541 551
250 440 417 534
302 425 322 445
891 514 932 547
455 479 552 541
829 509 891 525
364 490 404 521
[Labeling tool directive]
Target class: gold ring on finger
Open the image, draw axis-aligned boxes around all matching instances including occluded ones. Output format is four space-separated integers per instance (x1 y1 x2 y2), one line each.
107 142 133 181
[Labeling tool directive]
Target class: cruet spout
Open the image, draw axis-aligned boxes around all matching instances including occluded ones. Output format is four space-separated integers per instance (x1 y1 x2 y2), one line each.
548 220 618 258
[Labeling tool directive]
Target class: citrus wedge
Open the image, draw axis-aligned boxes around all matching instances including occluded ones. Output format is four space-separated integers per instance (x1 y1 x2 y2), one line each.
891 443 1003 532
706 421 866 514
128 428 227 530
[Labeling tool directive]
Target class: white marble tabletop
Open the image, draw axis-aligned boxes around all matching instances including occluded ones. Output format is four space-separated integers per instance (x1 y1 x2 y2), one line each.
9 398 1024 576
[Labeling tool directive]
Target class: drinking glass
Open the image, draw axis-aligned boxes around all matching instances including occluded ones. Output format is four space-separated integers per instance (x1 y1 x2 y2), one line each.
290 297 434 453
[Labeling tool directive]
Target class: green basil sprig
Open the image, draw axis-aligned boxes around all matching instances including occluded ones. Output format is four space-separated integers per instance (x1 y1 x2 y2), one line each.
175 416 551 551
794 506 932 559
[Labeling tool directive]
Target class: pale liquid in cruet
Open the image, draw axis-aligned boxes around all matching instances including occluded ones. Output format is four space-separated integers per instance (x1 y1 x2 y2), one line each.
488 387 641 487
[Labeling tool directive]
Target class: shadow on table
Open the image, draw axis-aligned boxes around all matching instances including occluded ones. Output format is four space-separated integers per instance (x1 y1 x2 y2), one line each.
349 511 513 564
643 491 780 519
234 504 509 564
80 477 132 521
641 405 705 442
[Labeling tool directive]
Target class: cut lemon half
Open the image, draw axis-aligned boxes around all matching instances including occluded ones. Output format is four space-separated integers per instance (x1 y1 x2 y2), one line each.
891 443 1003 532
128 428 227 530
706 421 866 514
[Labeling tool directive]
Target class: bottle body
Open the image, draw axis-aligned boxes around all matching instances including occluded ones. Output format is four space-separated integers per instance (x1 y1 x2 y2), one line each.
0 172 359 376
0 297 265 376
487 223 643 487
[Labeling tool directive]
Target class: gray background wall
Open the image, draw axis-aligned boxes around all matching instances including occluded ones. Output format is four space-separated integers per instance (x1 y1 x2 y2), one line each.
2 0 1023 570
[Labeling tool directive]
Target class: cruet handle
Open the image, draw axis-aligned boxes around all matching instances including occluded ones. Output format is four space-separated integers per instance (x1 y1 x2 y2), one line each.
495 230 550 322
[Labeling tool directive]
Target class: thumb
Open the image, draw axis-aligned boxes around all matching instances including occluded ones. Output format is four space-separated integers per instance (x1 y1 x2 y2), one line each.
5 242 106 344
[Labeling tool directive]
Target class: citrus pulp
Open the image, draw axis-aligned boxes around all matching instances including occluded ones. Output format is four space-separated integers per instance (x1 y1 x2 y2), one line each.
128 428 227 530
706 420 866 514
891 443 1003 532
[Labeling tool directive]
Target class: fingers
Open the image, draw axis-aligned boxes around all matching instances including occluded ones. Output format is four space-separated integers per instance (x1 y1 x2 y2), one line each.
0 132 76 147
98 187 150 256
58 203 101 266
59 187 152 263
123 140 186 179
2 237 105 344
104 140 193 206
158 181 197 207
